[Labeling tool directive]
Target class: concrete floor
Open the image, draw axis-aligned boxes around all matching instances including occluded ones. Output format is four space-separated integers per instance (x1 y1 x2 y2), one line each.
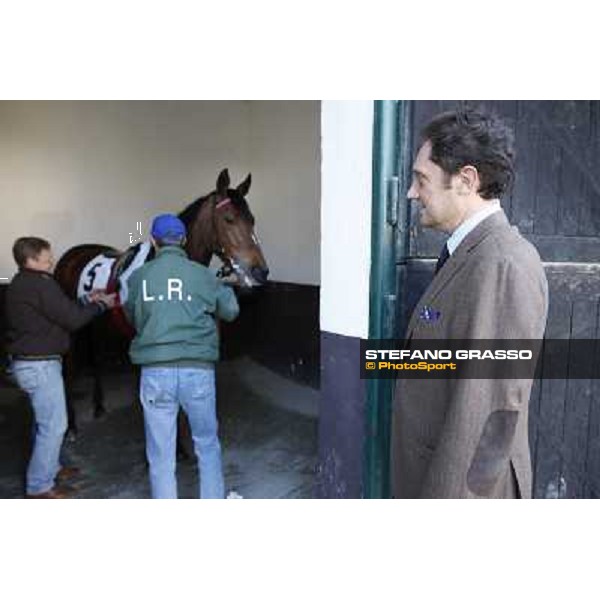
0 359 318 499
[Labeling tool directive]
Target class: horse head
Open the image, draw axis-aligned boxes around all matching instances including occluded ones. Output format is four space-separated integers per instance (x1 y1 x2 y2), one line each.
179 168 269 288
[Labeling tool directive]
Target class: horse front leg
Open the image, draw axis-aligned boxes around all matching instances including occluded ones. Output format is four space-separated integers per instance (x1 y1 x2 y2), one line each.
63 349 78 441
177 410 194 462
92 369 107 418
90 321 107 419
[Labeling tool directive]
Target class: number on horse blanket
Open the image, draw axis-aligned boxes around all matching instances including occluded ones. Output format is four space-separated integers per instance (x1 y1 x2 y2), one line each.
76 241 153 303
77 255 116 299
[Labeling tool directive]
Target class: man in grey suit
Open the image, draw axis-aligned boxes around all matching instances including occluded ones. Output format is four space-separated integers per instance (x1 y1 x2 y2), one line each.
391 108 549 498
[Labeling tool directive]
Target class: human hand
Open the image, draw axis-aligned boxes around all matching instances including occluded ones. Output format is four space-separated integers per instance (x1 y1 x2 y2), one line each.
219 273 240 287
88 288 107 302
96 292 118 309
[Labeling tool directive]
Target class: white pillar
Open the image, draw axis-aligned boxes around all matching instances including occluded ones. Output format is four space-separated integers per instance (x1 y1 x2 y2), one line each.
320 101 374 339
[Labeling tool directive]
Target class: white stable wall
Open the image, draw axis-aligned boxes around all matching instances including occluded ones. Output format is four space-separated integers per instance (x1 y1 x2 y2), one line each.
247 102 320 285
0 101 320 285
320 101 374 339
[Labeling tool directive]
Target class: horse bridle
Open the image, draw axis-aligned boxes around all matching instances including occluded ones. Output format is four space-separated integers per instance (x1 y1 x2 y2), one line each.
212 195 236 279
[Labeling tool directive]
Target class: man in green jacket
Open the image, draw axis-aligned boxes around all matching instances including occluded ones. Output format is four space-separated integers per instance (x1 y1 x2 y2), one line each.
124 213 239 499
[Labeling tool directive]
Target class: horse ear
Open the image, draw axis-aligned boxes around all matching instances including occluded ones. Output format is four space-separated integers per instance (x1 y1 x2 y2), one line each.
237 173 252 197
216 169 230 197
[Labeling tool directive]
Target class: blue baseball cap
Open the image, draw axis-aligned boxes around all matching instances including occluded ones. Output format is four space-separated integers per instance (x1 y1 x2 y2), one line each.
151 214 186 243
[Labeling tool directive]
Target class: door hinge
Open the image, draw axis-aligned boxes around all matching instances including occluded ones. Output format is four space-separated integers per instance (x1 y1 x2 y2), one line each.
386 176 400 227
383 293 397 337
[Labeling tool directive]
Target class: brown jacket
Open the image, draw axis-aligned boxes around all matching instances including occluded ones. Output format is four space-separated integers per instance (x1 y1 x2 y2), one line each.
5 269 102 356
391 211 548 498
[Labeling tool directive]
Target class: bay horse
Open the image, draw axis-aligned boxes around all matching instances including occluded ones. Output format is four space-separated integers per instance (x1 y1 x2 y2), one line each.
54 168 269 438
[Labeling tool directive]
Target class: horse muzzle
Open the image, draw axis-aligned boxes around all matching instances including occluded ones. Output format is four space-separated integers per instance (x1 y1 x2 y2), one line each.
232 261 269 288
218 258 269 289
250 266 269 286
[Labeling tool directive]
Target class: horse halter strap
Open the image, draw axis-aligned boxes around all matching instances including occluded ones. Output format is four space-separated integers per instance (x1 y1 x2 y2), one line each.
215 197 232 210
212 196 235 277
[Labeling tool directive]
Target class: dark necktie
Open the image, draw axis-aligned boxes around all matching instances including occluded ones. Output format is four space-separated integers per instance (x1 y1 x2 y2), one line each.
435 243 450 274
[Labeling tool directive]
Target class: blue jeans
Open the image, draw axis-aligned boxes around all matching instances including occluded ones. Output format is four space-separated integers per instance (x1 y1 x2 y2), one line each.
140 366 224 499
12 360 68 495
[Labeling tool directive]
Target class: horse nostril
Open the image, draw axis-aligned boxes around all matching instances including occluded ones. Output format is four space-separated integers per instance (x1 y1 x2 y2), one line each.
251 266 269 284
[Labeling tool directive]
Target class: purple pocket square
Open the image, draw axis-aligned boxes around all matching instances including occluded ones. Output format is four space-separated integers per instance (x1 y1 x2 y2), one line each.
419 305 441 322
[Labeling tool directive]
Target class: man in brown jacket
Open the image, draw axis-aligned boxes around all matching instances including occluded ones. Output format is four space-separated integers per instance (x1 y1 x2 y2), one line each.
391 109 549 498
5 237 116 498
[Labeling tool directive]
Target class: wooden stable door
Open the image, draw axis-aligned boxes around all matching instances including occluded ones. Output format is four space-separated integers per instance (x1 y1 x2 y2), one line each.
398 100 600 498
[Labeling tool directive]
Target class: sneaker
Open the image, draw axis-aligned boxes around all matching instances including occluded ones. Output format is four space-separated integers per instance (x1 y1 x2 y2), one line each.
25 486 71 499
56 465 81 483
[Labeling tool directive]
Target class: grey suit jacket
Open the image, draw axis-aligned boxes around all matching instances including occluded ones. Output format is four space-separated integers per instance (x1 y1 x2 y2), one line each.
391 211 548 498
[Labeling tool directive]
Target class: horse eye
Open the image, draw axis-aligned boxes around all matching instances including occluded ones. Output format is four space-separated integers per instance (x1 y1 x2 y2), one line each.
224 213 235 224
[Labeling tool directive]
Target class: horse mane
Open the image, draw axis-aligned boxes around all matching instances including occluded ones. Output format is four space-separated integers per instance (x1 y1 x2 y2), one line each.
178 195 209 229
178 192 254 229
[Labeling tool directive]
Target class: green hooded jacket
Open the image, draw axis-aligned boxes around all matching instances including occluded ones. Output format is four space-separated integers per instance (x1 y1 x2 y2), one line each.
124 246 239 366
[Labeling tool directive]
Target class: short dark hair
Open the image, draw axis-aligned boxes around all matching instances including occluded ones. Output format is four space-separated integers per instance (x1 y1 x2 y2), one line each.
12 237 51 268
153 237 185 248
421 108 516 199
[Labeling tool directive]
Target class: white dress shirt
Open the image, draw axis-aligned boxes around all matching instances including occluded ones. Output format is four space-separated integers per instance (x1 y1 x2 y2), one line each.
446 200 502 256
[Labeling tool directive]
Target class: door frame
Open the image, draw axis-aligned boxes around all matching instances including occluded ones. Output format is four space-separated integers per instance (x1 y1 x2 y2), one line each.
364 100 414 498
